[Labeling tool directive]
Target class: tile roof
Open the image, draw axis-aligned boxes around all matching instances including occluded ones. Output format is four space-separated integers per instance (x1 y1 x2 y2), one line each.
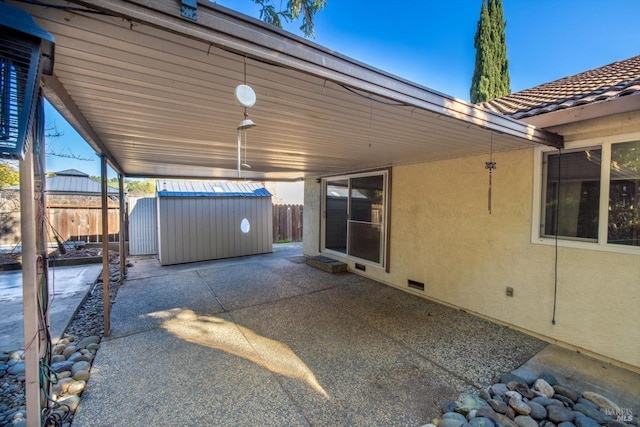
480 55 640 119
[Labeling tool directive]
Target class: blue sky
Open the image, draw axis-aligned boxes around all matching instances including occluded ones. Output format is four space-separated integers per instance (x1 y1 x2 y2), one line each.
45 0 640 187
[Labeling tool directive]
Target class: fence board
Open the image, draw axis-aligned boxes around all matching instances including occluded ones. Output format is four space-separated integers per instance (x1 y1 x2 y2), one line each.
272 204 303 242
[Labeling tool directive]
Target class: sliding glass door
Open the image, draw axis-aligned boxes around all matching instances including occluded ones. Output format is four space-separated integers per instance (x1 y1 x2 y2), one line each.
322 170 389 267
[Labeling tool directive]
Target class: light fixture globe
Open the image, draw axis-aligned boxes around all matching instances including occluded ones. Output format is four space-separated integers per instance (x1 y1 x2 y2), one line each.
234 84 256 108
237 118 256 130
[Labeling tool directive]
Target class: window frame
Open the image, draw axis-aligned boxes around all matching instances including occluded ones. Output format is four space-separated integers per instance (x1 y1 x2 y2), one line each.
321 169 391 270
532 134 640 255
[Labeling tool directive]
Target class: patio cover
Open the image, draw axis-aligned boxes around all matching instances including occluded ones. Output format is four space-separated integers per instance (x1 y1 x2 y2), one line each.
9 0 562 181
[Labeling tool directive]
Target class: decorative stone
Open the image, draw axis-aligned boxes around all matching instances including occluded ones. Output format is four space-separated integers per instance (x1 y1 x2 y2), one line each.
509 395 531 416
548 405 576 424
51 344 66 355
574 414 600 427
528 401 548 420
442 400 457 413
574 403 607 424
489 399 509 414
73 369 90 381
86 343 100 352
581 392 621 413
515 415 539 427
554 385 579 402
57 370 72 379
533 397 561 407
557 423 575 427
67 380 86 395
58 377 74 394
534 379 556 398
554 395 576 407
7 362 25 375
456 393 489 416
501 374 528 385
57 395 80 412
444 412 468 422
577 399 598 410
514 383 534 399
67 351 84 362
468 410 478 420
52 360 74 373
62 346 77 359
491 384 509 397
71 361 91 375
479 390 492 402
439 418 465 427
51 354 66 364
506 407 517 420
76 336 100 350
470 417 496 427
540 372 559 386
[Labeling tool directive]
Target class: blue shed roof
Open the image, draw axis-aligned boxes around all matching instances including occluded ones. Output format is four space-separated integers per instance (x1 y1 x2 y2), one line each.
156 180 272 198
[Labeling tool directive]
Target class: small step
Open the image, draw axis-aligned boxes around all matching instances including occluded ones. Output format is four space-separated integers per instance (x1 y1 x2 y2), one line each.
306 255 347 273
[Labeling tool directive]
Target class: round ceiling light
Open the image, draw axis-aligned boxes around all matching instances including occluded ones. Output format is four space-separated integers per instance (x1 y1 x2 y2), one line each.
235 84 256 108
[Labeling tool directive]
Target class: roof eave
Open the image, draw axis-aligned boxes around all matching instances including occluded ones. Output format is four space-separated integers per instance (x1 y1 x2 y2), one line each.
67 0 562 149
521 93 640 130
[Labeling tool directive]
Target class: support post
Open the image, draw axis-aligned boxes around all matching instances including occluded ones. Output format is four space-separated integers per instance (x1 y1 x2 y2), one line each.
101 156 111 336
118 173 126 282
20 148 42 427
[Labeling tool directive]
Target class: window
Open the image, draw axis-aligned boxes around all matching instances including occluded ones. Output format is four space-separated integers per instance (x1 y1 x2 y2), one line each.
322 170 389 268
609 141 640 246
540 141 640 249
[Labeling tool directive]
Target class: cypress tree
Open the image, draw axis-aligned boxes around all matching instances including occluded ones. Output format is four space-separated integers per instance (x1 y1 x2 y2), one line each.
489 0 510 97
470 0 510 103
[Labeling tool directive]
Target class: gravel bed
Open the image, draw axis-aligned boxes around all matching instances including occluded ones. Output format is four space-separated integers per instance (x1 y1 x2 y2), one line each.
0 259 124 427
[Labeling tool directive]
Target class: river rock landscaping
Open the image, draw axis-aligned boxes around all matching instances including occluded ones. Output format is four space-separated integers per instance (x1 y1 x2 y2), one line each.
0 261 123 427
427 371 637 427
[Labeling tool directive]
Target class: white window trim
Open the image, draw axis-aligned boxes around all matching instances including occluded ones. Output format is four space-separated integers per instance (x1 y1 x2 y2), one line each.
320 170 390 270
531 132 640 255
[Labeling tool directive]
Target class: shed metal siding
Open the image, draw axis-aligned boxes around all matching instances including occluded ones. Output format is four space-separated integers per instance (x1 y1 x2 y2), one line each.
128 197 158 255
156 181 272 265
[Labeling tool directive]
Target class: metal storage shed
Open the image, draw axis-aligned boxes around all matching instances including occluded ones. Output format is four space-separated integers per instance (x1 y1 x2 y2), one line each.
156 180 273 266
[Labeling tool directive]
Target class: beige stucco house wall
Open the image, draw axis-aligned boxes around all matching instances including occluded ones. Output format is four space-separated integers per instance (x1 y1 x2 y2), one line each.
304 113 640 373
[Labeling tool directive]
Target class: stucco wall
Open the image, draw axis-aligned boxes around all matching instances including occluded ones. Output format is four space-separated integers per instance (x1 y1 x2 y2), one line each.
304 149 640 371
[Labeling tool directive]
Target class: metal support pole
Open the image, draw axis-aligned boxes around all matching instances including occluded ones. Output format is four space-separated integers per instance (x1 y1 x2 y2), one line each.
20 148 42 427
101 156 111 336
118 173 126 282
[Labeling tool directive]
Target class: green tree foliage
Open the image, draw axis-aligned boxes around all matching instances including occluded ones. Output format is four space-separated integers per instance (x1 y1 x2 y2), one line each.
470 0 511 103
0 162 19 188
126 179 156 196
254 0 326 38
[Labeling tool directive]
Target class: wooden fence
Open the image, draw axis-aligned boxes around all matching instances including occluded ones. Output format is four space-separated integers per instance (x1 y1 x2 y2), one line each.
273 204 303 242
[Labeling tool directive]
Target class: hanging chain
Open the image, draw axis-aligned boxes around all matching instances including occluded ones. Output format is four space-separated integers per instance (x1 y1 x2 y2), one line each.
485 132 497 214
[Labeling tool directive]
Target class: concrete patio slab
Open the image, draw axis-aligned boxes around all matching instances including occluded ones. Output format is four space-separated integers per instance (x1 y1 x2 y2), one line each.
72 247 550 426
0 264 101 353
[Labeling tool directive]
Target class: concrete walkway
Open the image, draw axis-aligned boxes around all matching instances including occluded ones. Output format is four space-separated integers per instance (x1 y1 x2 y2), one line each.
72 244 639 426
0 264 101 353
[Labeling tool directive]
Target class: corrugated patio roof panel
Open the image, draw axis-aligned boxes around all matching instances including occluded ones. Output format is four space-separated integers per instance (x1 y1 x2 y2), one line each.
156 180 272 197
481 55 640 119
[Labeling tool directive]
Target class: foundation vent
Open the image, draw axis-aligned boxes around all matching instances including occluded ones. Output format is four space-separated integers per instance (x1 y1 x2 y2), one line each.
408 279 425 291
355 263 366 271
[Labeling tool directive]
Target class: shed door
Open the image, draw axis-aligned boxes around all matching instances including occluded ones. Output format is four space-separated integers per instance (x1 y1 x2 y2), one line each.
128 196 158 255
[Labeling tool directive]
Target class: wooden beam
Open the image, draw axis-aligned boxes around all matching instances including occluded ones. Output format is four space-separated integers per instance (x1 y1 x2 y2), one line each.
101 156 111 336
20 148 42 427
119 174 126 282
